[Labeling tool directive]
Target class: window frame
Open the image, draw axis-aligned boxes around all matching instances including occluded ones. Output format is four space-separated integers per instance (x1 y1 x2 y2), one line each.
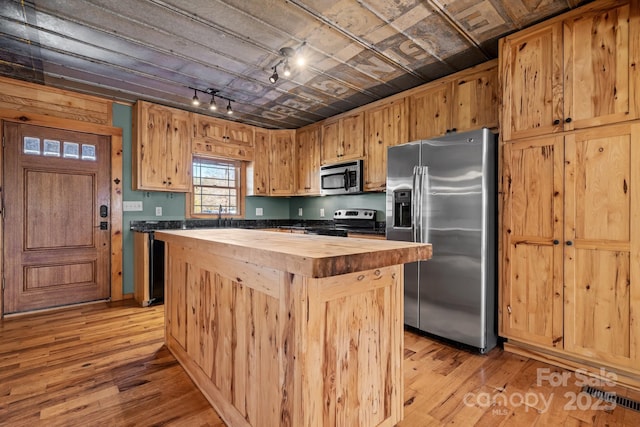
186 155 246 219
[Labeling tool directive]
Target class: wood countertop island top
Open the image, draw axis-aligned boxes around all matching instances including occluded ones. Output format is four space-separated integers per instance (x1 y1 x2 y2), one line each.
156 228 432 427
155 228 432 278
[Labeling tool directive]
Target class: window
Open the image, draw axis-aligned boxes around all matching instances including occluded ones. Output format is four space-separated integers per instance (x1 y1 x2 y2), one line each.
191 156 242 217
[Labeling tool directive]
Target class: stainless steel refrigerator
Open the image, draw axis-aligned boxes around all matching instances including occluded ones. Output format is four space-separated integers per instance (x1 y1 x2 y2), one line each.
386 128 497 353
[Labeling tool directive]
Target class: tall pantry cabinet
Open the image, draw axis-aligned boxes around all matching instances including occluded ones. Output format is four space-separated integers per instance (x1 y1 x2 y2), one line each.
500 0 640 383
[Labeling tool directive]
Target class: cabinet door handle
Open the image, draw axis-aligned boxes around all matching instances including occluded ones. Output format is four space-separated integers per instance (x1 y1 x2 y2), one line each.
553 119 560 125
553 239 559 245
565 117 572 123
566 241 573 246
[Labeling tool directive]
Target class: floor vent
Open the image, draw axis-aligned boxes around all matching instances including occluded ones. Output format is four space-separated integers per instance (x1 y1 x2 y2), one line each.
581 386 640 413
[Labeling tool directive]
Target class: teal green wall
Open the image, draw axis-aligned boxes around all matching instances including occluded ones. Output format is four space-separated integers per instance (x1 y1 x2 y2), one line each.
245 196 291 219
114 102 385 294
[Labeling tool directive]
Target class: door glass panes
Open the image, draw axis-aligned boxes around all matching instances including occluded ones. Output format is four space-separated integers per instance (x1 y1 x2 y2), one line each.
192 157 240 215
81 144 96 161
22 137 96 161
43 139 61 157
23 137 40 155
63 142 79 159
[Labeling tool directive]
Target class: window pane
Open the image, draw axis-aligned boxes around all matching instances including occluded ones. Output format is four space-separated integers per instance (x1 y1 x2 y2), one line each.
192 156 241 216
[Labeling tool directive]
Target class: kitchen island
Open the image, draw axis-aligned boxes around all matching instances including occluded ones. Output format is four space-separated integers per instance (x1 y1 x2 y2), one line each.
155 229 432 427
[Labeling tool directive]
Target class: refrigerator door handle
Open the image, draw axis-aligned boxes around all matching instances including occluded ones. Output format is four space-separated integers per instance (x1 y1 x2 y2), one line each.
420 167 430 244
412 166 420 243
413 166 429 243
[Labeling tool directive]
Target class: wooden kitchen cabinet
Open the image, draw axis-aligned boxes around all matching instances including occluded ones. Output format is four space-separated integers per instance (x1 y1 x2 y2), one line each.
251 129 270 195
295 123 321 195
409 60 498 141
500 0 640 142
501 122 640 373
501 135 564 349
132 100 191 192
364 98 407 191
269 130 296 195
192 114 254 147
250 129 296 196
320 111 364 164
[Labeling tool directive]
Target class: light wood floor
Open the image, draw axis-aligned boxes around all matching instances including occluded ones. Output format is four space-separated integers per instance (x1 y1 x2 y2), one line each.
1 301 639 426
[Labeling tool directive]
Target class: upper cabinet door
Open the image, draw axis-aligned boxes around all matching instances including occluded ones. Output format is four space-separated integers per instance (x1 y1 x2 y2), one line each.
252 129 270 196
321 119 341 164
500 23 564 142
364 98 407 192
269 130 296 196
226 122 254 146
339 112 364 161
166 109 191 191
409 81 452 141
563 1 640 131
450 66 498 134
296 124 321 195
192 115 227 143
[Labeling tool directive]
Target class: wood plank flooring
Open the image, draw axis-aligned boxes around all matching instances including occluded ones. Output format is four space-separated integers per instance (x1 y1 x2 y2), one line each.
1 301 639 426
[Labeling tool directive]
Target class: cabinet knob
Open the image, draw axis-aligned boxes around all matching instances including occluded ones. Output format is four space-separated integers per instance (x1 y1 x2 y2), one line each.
553 239 559 245
566 241 573 246
553 119 560 125
565 117 572 123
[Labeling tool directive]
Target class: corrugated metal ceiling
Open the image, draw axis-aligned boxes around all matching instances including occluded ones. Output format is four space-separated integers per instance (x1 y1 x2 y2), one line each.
0 0 590 129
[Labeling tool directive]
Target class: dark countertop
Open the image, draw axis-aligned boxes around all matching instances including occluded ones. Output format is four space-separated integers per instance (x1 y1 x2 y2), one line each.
130 219 386 236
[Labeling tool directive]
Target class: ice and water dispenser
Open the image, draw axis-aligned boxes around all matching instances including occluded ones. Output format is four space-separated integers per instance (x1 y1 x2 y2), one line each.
393 190 412 228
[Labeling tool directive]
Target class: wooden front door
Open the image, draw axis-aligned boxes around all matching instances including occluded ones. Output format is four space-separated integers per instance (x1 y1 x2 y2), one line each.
3 122 111 314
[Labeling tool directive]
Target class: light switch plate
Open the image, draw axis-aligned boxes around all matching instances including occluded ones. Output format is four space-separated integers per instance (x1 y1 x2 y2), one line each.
155 206 162 216
320 208 325 217
255 207 263 216
298 208 303 216
123 201 143 211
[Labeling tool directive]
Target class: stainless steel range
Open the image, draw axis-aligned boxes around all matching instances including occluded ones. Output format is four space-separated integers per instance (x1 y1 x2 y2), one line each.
304 209 377 236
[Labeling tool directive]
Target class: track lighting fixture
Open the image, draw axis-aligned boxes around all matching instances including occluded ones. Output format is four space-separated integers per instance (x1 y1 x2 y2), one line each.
269 66 279 83
191 89 200 106
188 87 234 115
268 41 306 84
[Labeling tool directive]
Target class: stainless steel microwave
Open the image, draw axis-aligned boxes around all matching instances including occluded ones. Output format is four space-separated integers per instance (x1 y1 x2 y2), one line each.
320 160 363 195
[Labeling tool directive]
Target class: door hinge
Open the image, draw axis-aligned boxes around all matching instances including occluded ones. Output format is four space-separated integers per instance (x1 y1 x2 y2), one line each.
2 277 5 291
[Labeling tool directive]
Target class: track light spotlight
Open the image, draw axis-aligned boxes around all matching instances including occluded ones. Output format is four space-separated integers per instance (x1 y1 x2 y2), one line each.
209 96 217 111
226 100 233 115
269 66 279 84
283 59 291 77
191 89 200 106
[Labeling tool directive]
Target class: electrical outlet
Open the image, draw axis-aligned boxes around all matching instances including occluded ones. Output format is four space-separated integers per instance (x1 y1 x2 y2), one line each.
298 208 303 216
123 201 143 211
320 208 325 217
255 207 263 216
155 206 162 216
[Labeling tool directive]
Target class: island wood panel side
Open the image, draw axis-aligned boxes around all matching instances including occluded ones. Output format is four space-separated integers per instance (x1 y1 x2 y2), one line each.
164 241 404 427
165 245 286 427
304 266 403 427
